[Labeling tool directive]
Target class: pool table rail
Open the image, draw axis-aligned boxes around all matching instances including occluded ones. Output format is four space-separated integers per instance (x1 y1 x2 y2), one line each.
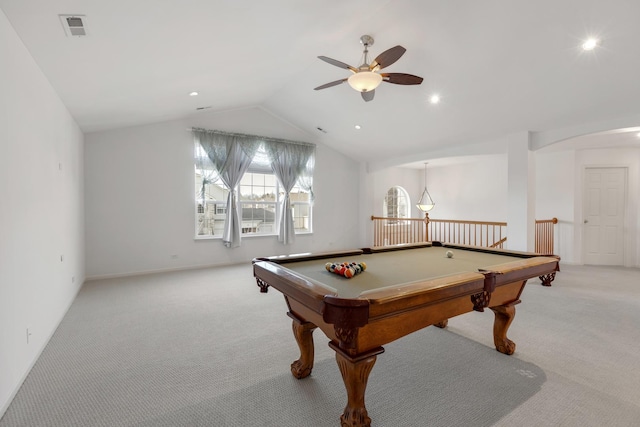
254 248 364 265
253 260 338 313
366 241 561 287
360 272 486 317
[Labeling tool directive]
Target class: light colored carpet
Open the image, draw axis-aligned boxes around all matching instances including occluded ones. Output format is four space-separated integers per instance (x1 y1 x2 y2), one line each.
1 263 639 426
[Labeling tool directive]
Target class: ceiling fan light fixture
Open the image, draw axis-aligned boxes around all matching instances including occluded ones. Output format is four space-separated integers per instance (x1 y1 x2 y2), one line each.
347 71 382 92
316 35 421 101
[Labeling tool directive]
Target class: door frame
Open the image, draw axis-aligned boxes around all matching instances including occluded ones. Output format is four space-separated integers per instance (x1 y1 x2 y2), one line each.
580 166 628 266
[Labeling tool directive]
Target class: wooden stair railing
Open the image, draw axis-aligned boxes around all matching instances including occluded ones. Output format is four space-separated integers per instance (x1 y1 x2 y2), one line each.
490 237 508 248
370 216 508 248
371 216 558 253
371 215 559 286
429 218 508 248
370 216 426 247
535 217 558 255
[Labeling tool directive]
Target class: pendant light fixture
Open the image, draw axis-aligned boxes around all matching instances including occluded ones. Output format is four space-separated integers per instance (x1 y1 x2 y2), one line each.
416 162 435 212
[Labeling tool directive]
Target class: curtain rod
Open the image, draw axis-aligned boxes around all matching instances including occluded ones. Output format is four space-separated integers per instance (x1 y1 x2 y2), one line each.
187 127 315 147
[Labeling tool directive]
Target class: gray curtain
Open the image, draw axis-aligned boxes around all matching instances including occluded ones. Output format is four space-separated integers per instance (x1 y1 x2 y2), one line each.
193 129 259 248
194 149 219 210
296 154 315 205
265 141 315 244
194 151 220 235
193 127 315 247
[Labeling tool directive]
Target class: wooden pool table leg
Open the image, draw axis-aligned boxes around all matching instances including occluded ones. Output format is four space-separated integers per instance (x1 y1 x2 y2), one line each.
539 272 556 286
330 344 384 427
490 301 519 355
434 319 449 328
289 314 317 379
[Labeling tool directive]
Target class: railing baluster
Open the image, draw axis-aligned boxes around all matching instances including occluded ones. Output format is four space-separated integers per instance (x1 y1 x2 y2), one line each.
371 216 555 253
534 217 557 254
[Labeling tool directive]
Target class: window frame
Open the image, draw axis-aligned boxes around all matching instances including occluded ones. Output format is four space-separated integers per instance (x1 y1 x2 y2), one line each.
194 144 313 240
383 186 411 224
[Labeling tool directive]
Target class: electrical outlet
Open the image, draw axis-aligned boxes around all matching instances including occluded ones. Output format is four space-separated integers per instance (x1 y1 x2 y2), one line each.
26 328 32 344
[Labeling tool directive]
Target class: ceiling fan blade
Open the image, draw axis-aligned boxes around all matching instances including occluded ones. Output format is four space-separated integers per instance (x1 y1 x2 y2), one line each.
361 90 375 102
314 78 348 90
317 56 358 73
381 73 424 85
370 45 406 70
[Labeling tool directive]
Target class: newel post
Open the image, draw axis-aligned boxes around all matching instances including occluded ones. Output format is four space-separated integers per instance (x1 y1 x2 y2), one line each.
424 212 430 242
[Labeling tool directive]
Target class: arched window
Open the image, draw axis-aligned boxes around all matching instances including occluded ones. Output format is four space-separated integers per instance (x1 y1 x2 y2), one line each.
383 186 410 221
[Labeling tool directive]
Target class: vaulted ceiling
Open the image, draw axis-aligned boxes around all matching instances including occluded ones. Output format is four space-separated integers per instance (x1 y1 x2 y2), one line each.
2 0 640 166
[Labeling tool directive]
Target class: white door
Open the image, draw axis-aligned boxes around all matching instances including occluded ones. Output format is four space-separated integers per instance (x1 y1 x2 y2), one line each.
583 167 626 265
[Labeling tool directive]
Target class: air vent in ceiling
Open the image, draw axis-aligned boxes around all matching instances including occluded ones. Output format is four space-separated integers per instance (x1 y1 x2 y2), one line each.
59 15 87 37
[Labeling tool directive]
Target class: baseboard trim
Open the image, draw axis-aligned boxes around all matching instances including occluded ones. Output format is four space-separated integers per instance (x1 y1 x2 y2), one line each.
85 260 249 282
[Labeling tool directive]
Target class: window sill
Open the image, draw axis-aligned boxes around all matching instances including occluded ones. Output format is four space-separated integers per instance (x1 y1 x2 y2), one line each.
194 231 312 241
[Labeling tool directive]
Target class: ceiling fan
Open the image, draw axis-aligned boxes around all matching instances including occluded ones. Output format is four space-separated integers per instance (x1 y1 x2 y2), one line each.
314 35 423 102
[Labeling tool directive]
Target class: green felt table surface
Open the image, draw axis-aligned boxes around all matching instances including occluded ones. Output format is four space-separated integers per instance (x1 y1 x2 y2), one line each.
282 246 529 298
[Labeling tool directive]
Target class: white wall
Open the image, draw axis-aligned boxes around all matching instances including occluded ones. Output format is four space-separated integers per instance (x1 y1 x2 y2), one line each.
366 155 510 224
535 150 576 261
84 107 361 278
360 166 423 246
506 134 536 252
370 166 424 218
420 155 509 222
0 10 85 416
367 146 640 266
364 156 509 249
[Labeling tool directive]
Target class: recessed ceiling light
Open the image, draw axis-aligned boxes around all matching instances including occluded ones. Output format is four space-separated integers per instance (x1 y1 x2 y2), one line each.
355 125 361 130
637 132 640 138
429 94 440 104
582 38 599 51
189 91 199 96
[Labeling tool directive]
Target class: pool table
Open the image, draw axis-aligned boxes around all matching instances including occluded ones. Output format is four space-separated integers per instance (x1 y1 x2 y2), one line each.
252 242 560 427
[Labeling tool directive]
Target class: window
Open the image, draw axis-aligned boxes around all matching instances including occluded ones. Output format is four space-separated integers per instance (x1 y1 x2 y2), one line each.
383 186 410 223
290 183 312 232
239 172 277 235
194 142 313 238
194 164 228 237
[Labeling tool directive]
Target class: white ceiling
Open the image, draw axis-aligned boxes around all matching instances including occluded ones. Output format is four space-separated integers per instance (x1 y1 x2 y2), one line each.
2 0 640 165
